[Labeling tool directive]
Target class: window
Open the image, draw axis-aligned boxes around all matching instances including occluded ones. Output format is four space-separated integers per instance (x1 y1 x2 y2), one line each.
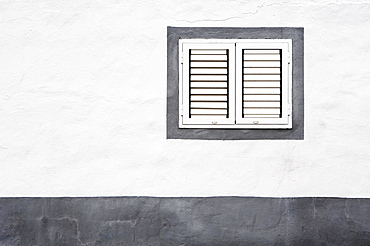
179 39 292 129
167 27 304 140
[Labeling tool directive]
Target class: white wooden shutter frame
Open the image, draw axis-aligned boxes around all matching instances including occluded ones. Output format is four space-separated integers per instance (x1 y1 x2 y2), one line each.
236 40 292 128
179 39 292 129
180 42 235 127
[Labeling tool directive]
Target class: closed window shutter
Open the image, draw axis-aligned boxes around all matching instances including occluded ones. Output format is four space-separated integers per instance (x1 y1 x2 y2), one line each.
242 49 282 118
236 41 291 126
179 39 292 129
180 43 235 126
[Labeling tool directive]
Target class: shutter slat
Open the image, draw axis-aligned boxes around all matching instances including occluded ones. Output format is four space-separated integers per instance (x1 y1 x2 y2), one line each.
243 114 280 118
244 61 280 67
192 88 228 94
243 108 281 114
191 75 228 81
244 50 280 54
244 88 280 94
244 68 280 73
191 82 227 88
244 82 280 87
191 61 228 68
244 95 281 101
191 102 227 108
191 109 227 115
244 54 280 60
243 74 280 81
191 95 228 101
191 115 229 118
244 102 281 107
191 49 227 55
191 55 227 61
191 68 227 74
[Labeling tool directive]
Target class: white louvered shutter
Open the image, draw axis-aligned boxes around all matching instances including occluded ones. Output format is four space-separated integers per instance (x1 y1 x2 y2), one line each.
180 43 235 127
236 41 292 127
179 39 292 129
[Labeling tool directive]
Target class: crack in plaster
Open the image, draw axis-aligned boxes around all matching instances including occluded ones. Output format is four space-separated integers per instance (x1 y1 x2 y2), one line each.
169 0 370 24
173 1 288 23
311 198 317 219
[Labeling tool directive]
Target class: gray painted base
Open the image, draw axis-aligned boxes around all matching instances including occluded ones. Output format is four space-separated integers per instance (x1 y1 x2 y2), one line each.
0 197 369 245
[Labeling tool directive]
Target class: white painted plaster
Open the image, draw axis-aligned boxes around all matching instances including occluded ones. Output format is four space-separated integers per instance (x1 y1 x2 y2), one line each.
1 0 370 197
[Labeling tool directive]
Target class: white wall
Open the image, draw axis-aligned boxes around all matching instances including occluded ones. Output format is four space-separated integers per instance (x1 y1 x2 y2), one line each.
1 0 370 197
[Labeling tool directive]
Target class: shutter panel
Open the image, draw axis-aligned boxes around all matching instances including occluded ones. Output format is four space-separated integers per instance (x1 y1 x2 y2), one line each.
236 41 291 127
180 43 235 126
243 49 282 118
179 39 292 129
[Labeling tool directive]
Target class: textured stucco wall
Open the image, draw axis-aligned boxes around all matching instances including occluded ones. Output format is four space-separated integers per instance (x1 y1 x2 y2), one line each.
1 0 370 197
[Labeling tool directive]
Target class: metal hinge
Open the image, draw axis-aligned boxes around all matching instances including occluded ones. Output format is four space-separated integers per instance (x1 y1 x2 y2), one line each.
180 105 183 116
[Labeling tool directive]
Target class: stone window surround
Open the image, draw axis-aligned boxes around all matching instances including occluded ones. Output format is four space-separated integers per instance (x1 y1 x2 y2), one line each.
167 27 304 140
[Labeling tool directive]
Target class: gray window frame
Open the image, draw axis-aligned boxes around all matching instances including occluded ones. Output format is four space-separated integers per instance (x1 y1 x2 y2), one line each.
167 27 304 140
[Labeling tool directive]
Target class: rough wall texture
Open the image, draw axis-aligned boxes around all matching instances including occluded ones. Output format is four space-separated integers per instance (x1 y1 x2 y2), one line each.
2 1 370 243
1 0 370 198
1 197 369 245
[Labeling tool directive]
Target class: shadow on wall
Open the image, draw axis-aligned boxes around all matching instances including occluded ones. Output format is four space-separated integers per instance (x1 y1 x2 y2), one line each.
0 197 369 245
